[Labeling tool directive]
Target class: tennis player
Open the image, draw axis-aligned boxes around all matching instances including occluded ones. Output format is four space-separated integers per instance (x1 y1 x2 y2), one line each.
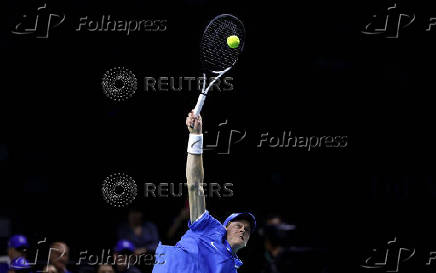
152 111 256 273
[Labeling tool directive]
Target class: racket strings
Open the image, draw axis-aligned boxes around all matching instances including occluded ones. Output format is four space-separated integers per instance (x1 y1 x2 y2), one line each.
201 16 245 72
193 14 244 117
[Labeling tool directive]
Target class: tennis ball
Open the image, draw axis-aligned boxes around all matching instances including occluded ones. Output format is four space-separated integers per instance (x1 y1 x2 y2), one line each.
227 35 240 49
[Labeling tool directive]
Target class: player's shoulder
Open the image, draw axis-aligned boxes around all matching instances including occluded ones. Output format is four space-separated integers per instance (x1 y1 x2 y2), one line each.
188 210 225 234
190 210 221 225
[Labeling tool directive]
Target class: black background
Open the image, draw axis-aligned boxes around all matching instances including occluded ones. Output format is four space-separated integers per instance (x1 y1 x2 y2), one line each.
1 0 436 272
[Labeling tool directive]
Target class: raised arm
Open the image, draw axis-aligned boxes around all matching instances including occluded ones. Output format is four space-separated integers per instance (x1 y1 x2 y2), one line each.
185 111 206 223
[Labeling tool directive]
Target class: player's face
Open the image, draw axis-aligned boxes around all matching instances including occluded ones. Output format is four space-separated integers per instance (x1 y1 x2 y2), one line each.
226 219 251 250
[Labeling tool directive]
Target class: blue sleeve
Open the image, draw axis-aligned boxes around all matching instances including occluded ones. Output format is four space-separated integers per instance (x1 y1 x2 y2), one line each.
152 243 197 273
187 210 223 236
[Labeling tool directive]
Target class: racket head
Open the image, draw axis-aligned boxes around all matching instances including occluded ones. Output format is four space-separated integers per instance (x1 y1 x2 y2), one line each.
200 14 246 73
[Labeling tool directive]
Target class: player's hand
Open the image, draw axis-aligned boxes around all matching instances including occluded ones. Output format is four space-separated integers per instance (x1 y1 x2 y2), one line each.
186 110 202 135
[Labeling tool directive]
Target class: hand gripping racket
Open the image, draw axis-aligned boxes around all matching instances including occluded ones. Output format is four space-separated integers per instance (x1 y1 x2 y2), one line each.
191 14 246 121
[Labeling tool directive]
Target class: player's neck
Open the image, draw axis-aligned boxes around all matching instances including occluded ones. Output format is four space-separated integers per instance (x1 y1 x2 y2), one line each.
230 244 242 254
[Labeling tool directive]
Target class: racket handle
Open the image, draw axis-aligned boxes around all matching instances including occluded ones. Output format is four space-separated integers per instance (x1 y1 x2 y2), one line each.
190 68 231 127
191 94 206 128
193 93 206 117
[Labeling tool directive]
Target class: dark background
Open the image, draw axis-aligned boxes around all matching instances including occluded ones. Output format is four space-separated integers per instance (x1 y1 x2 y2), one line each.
1 0 436 272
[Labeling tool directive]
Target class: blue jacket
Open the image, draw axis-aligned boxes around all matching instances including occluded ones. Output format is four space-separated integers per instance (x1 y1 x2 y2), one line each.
152 211 243 273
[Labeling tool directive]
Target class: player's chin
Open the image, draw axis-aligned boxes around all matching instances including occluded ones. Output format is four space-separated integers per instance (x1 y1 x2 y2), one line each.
237 236 246 246
230 235 246 247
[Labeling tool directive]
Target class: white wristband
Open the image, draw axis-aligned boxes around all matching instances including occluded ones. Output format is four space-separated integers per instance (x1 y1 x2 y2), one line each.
187 134 203 154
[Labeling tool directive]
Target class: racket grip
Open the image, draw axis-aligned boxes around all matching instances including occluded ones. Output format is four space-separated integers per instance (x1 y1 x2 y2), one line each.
191 94 206 128
191 68 230 127
193 93 206 117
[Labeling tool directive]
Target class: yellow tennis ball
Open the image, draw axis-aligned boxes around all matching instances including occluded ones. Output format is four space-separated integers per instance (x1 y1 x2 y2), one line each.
227 35 240 49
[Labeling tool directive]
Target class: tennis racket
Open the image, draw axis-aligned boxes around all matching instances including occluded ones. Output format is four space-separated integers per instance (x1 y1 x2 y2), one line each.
191 14 246 121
